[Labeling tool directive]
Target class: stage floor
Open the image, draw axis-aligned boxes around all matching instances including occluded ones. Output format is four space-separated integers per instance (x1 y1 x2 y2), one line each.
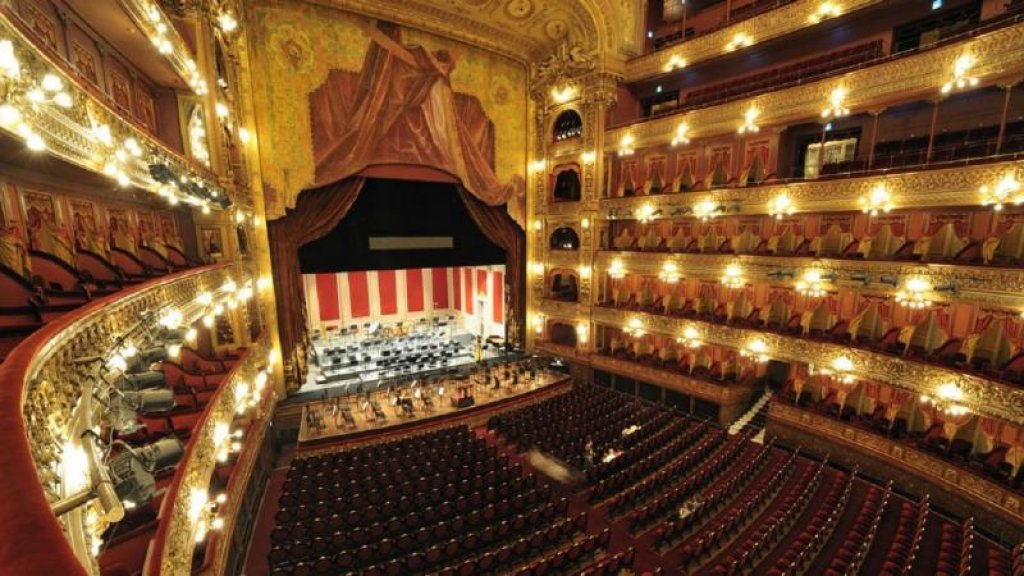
297 367 568 445
292 329 504 402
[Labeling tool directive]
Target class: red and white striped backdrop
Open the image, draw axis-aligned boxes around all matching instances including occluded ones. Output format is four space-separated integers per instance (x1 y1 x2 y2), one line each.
303 266 505 335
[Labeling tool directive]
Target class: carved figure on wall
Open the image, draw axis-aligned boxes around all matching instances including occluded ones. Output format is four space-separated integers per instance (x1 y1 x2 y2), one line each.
23 192 74 265
108 208 137 256
158 213 183 251
531 42 596 89
137 212 167 258
0 197 30 279
70 200 108 257
309 21 523 208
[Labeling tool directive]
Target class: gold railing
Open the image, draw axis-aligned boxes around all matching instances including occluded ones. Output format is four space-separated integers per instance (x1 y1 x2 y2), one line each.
626 0 885 82
147 344 275 576
0 263 242 574
596 160 1024 220
588 306 1024 424
768 401 1024 525
610 21 1024 144
0 11 222 200
591 249 1024 311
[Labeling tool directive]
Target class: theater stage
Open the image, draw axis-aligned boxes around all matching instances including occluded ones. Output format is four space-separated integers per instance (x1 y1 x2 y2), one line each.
296 364 570 446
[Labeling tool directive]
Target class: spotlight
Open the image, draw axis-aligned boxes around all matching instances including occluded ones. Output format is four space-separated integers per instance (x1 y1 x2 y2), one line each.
126 346 170 372
108 438 184 505
121 389 176 413
116 371 166 392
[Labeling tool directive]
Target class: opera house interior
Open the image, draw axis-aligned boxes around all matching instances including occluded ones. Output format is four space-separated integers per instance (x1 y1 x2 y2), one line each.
5 0 1024 574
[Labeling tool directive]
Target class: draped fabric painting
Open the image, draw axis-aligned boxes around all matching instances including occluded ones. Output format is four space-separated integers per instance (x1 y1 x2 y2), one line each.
308 22 523 208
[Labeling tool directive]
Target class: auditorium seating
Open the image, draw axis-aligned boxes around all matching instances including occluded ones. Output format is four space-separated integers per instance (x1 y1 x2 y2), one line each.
267 426 600 575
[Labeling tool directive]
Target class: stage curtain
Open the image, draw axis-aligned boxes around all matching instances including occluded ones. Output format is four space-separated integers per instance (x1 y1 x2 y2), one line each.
456 187 525 344
268 178 365 385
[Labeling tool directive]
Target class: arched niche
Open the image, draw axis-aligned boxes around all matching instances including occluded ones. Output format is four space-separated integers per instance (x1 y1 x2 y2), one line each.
549 321 578 347
551 163 582 202
547 268 579 302
549 227 580 251
552 109 583 142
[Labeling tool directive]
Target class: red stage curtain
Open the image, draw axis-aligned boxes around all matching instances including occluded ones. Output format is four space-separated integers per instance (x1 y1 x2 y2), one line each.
457 187 525 341
268 178 365 384
492 270 503 324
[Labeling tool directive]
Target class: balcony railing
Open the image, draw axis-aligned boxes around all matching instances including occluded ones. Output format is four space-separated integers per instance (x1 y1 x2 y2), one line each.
0 263 269 574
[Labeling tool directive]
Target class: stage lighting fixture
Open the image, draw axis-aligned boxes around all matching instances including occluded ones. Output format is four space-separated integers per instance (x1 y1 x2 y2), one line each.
116 370 167 391
107 389 176 433
125 346 171 372
108 438 184 505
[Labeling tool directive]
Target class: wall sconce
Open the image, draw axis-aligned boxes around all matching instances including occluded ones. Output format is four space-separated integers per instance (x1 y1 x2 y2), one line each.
581 150 596 164
827 355 856 384
768 193 795 219
576 322 589 345
551 85 576 103
579 265 592 279
809 2 841 23
726 33 753 52
941 53 979 94
860 183 893 216
189 489 226 543
217 10 239 33
529 159 547 173
636 202 660 223
921 382 970 416
677 326 702 348
663 54 686 72
821 87 850 118
796 267 834 297
608 258 626 279
721 262 745 289
581 217 591 229
895 278 932 309
529 262 545 277
741 338 770 363
671 122 691 146
531 314 545 335
625 317 645 338
618 134 636 156
980 172 1022 211
532 219 543 232
658 261 682 283
737 106 760 134
693 199 719 221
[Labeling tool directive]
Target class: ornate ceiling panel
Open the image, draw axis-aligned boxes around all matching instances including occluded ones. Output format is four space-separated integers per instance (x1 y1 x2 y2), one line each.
297 0 642 63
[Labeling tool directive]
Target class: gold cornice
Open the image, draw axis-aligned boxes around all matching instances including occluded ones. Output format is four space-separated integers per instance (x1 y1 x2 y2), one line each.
593 250 1024 310
590 306 1024 424
0 13 222 203
770 402 1024 524
624 0 886 82
599 161 1024 216
609 22 1024 145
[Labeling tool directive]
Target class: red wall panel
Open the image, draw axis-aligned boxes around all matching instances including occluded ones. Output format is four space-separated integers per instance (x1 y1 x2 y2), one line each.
464 268 474 314
476 270 487 300
348 271 370 318
453 267 462 311
315 273 340 322
492 271 503 324
431 268 449 309
378 270 398 315
406 269 425 312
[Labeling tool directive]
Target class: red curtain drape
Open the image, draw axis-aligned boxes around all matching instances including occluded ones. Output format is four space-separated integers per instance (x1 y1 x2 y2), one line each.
268 178 365 385
456 187 525 344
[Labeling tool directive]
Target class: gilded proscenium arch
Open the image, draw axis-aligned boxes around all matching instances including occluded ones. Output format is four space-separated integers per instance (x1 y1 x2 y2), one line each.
301 0 612 64
607 22 1024 146
589 306 1024 425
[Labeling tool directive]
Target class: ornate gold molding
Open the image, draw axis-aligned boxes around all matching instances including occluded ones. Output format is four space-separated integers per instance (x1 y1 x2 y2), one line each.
610 22 1024 144
769 402 1024 523
593 250 1024 310
156 346 273 576
591 353 757 404
0 13 223 201
590 306 1024 424
599 160 1024 216
625 0 885 82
